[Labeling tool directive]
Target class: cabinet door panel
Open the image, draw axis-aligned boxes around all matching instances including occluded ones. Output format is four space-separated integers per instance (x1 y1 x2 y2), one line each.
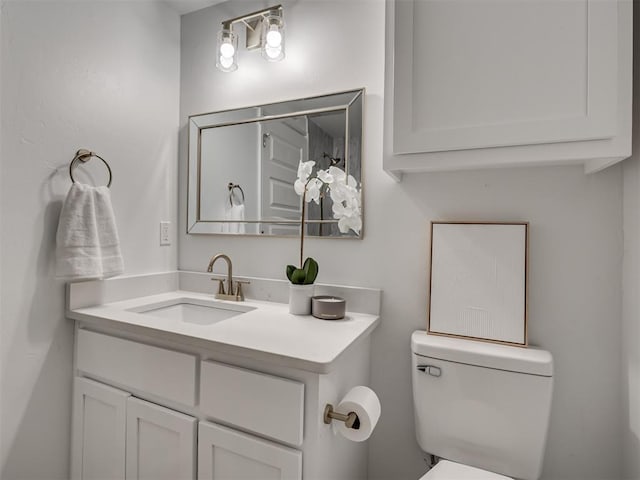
71 377 129 480
126 397 196 480
198 421 302 480
393 0 618 154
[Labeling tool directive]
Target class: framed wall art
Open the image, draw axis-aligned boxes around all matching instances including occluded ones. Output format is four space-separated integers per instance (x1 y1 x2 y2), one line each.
428 221 529 346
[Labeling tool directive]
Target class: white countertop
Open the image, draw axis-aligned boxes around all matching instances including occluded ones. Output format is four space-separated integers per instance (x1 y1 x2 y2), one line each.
68 289 380 373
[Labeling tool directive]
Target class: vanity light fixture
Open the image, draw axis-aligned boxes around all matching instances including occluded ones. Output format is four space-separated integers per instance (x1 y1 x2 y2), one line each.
216 5 285 72
216 23 238 72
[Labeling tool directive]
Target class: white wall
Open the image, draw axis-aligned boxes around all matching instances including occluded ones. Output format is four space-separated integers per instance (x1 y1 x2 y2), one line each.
0 2 4 470
622 6 640 478
179 1 623 479
623 157 640 480
0 2 180 478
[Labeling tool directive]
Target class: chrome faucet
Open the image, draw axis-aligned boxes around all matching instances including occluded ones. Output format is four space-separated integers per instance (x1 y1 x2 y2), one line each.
206 254 248 301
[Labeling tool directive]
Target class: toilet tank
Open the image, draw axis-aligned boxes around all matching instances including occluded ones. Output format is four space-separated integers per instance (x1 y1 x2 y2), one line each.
411 331 553 480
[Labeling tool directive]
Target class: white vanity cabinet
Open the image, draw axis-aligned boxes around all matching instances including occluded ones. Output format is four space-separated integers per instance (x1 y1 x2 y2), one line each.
70 325 371 480
384 0 633 177
67 273 380 480
72 372 301 480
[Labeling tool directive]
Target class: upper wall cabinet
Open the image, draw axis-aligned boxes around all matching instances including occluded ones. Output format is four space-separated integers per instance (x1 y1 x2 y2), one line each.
384 0 632 179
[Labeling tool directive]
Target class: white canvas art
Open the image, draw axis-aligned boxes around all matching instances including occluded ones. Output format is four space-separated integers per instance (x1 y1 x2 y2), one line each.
429 222 528 345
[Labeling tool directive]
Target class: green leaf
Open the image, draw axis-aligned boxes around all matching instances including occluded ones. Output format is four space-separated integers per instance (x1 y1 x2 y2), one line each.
301 257 319 284
291 268 307 284
286 265 297 282
287 258 319 284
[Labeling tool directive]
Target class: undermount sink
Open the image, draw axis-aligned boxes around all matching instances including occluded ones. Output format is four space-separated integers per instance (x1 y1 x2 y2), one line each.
129 298 255 325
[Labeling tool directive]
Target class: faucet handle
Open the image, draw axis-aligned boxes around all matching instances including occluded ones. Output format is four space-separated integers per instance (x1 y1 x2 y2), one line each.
211 276 226 295
234 280 250 301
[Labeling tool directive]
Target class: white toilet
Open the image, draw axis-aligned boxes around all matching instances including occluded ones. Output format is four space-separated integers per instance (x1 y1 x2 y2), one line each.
411 331 554 480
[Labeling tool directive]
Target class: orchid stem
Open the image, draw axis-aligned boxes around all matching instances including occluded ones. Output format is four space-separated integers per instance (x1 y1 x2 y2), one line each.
300 189 306 267
300 175 328 267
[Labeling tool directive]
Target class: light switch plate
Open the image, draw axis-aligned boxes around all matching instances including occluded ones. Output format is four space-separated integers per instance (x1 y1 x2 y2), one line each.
160 221 171 246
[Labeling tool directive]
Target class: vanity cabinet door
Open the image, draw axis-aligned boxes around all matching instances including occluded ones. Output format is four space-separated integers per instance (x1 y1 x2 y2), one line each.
126 397 197 480
198 421 302 480
71 377 130 480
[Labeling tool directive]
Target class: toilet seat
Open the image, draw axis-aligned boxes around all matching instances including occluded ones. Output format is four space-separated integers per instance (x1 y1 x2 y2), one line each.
420 460 513 480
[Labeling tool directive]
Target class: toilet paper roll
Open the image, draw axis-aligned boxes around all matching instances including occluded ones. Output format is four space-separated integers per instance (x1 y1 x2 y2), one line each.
334 386 381 442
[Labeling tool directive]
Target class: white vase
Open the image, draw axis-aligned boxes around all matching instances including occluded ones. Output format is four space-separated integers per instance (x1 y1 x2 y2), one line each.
289 284 315 315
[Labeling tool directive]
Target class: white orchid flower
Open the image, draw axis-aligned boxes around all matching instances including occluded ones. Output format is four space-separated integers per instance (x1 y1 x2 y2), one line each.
297 160 315 182
332 203 346 220
293 160 361 235
332 201 361 234
328 179 346 201
331 181 359 206
331 198 357 218
331 191 362 235
291 161 361 276
328 166 346 183
305 178 323 204
294 178 307 196
338 214 362 235
316 169 334 185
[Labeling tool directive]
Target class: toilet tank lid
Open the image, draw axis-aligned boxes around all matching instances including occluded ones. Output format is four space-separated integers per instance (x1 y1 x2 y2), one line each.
412 331 553 377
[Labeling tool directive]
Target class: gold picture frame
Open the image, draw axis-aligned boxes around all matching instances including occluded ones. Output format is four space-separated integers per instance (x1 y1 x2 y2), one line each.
427 221 529 347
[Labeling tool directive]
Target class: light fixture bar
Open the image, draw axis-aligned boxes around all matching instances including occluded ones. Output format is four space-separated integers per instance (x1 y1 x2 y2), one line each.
222 4 282 29
244 18 263 50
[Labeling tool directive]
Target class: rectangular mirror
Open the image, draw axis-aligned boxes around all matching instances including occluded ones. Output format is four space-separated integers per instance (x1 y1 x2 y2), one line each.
187 89 363 237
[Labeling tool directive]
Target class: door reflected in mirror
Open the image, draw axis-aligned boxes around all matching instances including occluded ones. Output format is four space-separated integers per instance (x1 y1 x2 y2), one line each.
187 89 363 237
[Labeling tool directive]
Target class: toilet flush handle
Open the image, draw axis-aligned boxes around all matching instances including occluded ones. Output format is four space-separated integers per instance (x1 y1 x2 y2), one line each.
417 364 442 377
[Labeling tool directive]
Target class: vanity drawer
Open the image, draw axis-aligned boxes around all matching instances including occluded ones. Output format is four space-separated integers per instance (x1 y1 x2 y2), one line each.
200 361 304 446
76 329 197 406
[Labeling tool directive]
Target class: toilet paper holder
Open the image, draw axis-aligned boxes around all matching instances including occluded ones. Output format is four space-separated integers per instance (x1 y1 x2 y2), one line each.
323 404 360 430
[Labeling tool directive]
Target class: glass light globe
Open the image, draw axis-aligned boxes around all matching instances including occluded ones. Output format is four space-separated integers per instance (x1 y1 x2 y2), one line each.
220 42 235 58
219 55 234 69
262 11 286 62
261 12 285 62
266 29 282 48
264 45 282 60
216 27 238 72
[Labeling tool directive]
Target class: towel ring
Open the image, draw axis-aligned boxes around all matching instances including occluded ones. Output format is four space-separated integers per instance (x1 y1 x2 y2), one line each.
69 149 113 188
228 183 245 206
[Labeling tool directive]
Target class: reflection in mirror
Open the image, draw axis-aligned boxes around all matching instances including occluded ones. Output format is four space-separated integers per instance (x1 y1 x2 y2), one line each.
187 89 363 237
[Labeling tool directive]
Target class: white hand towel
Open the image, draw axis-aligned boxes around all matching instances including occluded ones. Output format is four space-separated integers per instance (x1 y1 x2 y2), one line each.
224 204 245 234
55 183 124 280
